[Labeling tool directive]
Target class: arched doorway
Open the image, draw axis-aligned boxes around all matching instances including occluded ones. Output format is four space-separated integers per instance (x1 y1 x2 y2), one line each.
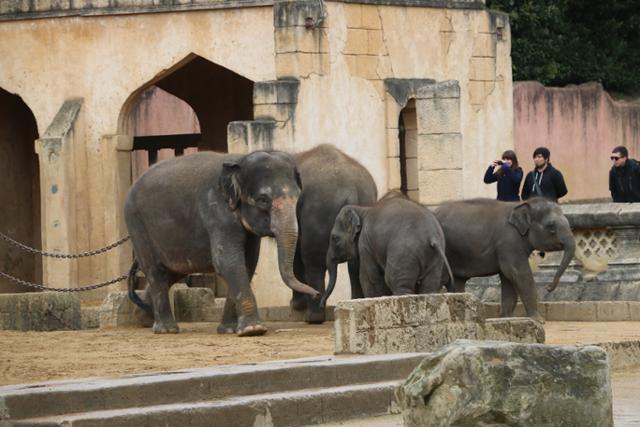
398 99 419 201
0 88 40 293
122 54 254 179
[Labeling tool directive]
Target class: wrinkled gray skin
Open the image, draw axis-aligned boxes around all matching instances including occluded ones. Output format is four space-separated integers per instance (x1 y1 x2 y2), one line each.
322 192 454 304
434 197 576 323
125 151 319 336
290 144 377 323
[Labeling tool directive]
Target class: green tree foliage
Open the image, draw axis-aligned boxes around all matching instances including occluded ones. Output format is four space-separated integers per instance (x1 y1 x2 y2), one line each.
487 0 640 95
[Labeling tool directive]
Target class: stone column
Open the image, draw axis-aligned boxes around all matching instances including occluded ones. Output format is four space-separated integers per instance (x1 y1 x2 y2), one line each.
100 134 134 293
34 99 82 289
252 79 300 152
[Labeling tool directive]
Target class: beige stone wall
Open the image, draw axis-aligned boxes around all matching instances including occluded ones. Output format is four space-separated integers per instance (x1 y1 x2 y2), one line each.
0 2 511 307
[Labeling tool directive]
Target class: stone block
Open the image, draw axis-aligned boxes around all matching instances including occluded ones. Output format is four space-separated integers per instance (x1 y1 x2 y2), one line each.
468 80 493 105
345 28 368 54
405 158 418 190
418 133 462 170
385 327 417 353
173 287 224 322
81 306 100 329
417 97 460 135
418 169 463 205
596 301 630 321
482 303 501 319
481 318 545 343
99 291 150 328
416 80 460 100
276 52 299 78
628 302 640 321
273 0 327 28
386 128 400 157
0 292 81 331
545 301 597 321
387 156 401 190
275 26 328 54
414 324 450 352
344 4 362 28
397 341 612 427
472 33 496 57
470 56 496 81
361 5 382 29
404 128 418 158
367 30 384 55
355 55 379 80
253 79 300 106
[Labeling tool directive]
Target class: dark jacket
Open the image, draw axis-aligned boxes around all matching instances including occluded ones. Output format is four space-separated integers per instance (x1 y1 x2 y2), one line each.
521 163 567 202
483 164 523 201
609 159 640 202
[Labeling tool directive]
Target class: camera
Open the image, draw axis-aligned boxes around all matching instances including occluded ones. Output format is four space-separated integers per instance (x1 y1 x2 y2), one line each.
496 160 503 165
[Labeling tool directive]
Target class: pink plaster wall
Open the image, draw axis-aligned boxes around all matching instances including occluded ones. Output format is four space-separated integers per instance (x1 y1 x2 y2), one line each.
129 86 200 181
513 82 640 202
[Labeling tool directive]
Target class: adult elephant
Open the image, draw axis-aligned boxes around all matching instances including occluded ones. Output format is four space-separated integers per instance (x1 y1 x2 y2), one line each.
434 197 576 323
321 192 454 304
125 151 319 336
290 144 378 323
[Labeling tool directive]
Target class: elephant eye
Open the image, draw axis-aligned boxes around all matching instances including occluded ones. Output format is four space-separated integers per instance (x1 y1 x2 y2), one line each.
546 223 557 233
256 195 271 207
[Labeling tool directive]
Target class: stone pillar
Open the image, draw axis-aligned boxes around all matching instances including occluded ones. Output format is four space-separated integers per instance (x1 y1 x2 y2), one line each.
416 80 463 204
610 227 640 267
227 120 277 154
252 79 300 152
34 99 82 289
100 134 134 293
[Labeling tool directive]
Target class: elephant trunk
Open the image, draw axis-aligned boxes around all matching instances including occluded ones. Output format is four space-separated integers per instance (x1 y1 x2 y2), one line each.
320 252 338 308
271 197 320 298
546 232 576 293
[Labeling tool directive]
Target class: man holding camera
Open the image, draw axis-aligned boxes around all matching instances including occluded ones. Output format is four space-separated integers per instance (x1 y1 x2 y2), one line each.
609 145 640 202
521 147 567 202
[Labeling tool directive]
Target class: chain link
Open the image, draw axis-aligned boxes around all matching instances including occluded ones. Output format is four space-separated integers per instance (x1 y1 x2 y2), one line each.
0 232 130 258
0 270 129 292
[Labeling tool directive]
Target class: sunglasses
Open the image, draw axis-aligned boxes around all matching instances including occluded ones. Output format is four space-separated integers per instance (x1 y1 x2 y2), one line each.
611 156 622 161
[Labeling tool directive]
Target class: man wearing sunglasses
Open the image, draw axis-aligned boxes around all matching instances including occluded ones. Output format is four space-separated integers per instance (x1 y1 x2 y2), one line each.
609 146 640 202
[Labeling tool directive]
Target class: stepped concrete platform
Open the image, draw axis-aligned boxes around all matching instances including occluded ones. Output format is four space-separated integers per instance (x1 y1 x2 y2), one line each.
0 353 424 426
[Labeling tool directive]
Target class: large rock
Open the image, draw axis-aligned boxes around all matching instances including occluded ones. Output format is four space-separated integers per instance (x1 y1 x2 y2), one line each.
396 340 613 427
0 292 81 331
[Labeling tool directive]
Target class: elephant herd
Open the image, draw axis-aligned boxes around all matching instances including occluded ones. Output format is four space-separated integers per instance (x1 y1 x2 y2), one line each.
125 145 575 336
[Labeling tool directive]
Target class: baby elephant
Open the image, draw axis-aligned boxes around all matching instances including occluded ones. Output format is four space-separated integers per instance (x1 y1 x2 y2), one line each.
320 192 454 306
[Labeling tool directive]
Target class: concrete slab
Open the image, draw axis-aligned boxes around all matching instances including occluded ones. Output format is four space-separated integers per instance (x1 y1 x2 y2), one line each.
0 292 80 331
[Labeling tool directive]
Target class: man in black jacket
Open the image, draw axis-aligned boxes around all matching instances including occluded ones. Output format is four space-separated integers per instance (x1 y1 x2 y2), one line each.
521 147 568 202
609 146 640 202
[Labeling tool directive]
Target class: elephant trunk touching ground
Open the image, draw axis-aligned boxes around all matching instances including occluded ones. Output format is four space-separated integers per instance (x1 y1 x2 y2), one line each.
321 251 339 308
272 197 320 298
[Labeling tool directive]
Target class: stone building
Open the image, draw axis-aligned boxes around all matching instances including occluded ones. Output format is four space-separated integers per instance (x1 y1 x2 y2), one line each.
0 0 512 307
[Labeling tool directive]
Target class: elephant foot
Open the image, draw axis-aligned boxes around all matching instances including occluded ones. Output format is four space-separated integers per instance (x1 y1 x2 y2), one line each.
216 323 237 334
152 321 180 334
304 309 326 324
290 295 307 312
237 323 268 337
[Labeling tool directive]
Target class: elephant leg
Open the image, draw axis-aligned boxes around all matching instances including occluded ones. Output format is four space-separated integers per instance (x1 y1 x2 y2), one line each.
385 256 419 295
417 258 445 294
348 259 364 299
453 277 467 292
290 245 307 312
499 272 518 317
145 265 181 334
303 265 327 324
359 250 387 297
500 260 544 323
213 238 267 337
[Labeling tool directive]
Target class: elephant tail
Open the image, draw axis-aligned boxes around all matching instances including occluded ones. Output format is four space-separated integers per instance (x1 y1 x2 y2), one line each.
431 239 455 292
128 259 153 317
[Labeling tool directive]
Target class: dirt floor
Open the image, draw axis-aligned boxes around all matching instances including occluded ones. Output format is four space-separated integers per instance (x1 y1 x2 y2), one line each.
1 321 639 386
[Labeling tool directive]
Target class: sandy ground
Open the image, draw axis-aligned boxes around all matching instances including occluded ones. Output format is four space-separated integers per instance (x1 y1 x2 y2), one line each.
1 321 639 386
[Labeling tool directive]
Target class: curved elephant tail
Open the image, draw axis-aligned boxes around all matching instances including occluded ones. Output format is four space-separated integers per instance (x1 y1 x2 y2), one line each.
431 239 455 292
128 259 153 317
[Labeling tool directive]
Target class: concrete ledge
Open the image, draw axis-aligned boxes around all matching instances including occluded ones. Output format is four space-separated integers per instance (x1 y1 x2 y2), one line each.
334 294 544 355
0 292 80 331
483 301 640 322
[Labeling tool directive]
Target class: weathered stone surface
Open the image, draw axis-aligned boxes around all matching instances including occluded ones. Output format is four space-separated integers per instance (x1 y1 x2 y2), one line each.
173 287 224 322
98 291 149 328
396 340 613 427
80 306 100 329
0 292 81 331
335 293 542 355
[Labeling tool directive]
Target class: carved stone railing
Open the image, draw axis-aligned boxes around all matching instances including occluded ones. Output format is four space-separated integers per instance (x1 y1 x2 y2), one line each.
468 203 640 302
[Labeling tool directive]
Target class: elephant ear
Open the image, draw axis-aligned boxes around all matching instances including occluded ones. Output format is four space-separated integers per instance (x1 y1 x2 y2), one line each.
219 161 242 210
508 202 531 236
343 207 362 240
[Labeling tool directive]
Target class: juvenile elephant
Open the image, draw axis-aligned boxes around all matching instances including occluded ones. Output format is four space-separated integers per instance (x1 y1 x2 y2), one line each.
125 151 319 336
434 197 576 323
290 144 377 323
321 192 454 305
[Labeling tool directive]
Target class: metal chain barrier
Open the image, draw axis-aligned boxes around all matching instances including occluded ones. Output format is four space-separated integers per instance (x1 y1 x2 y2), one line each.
0 270 128 292
0 232 130 258
0 232 132 292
